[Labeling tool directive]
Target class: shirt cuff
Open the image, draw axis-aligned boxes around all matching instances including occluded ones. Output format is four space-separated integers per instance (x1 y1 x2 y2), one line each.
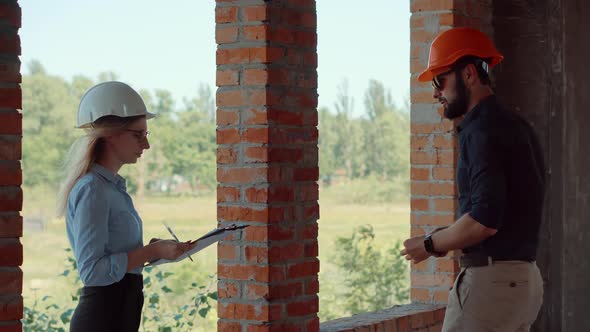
470 206 501 229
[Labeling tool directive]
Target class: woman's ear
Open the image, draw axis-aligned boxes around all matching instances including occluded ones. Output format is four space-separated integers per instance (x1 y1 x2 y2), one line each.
101 133 121 147
102 135 114 144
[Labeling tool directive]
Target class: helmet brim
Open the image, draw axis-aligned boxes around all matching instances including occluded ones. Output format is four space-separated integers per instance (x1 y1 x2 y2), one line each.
417 65 453 83
76 111 157 129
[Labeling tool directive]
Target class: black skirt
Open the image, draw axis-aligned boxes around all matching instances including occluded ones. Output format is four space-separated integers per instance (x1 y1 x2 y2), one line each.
70 273 144 332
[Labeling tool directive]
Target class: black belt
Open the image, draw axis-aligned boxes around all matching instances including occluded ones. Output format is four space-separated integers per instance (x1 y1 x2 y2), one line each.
460 254 534 268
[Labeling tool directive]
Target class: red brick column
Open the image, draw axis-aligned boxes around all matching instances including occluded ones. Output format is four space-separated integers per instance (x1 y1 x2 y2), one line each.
215 0 319 331
0 1 23 331
409 0 492 304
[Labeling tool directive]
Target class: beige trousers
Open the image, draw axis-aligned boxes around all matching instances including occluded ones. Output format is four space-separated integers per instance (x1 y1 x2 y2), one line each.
442 261 544 332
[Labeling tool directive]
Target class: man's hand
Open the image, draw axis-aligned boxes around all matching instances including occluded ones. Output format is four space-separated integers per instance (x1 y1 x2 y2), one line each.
400 236 431 264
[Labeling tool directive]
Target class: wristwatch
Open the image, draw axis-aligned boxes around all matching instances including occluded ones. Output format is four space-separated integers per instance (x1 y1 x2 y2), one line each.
424 234 437 254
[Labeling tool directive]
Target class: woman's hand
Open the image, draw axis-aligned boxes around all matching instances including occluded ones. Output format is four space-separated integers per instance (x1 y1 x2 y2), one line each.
150 239 192 260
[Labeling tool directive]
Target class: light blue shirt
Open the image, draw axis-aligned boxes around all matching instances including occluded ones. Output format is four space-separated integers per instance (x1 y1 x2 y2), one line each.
66 164 144 286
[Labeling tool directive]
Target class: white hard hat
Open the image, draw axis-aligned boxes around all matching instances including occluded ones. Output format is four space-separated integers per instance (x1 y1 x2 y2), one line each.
77 81 155 128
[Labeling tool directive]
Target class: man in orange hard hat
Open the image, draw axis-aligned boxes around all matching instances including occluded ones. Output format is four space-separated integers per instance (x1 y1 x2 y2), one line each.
400 27 545 331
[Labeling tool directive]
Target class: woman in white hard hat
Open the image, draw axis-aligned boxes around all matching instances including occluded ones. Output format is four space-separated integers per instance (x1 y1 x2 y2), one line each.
57 81 191 332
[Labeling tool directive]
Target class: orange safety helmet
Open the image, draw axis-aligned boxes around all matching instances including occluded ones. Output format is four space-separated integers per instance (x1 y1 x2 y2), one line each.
417 27 504 82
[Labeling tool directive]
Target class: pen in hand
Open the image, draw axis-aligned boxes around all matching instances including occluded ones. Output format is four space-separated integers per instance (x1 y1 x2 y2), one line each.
163 221 194 262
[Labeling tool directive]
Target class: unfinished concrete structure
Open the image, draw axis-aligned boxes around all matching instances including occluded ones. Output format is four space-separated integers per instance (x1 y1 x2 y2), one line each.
1 0 589 331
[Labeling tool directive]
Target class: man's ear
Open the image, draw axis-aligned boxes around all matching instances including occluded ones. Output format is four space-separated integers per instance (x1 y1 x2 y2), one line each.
464 63 479 84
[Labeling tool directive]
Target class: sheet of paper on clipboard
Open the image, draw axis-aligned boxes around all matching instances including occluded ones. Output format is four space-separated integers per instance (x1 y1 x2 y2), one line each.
147 224 248 266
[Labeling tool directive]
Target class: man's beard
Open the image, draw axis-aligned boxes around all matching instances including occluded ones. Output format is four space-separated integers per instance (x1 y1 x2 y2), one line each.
443 72 469 120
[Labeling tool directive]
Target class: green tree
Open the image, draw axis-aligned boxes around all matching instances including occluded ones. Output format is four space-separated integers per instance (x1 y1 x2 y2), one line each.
97 71 119 82
160 108 216 193
333 225 409 315
183 83 215 124
22 66 78 188
27 59 46 75
333 80 360 179
132 87 217 195
318 107 338 181
120 86 216 196
124 89 174 199
69 75 95 101
154 89 176 116
362 80 409 179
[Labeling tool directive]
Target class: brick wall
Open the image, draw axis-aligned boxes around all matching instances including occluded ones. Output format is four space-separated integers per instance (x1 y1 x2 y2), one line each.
320 304 445 332
409 0 492 305
0 0 511 331
215 0 319 330
0 1 23 331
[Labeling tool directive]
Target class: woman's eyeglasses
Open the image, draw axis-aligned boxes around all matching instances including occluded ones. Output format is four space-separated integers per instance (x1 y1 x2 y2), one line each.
125 129 150 142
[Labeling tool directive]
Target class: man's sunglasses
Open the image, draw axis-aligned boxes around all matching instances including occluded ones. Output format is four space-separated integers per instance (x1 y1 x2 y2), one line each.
432 59 490 90
432 68 454 90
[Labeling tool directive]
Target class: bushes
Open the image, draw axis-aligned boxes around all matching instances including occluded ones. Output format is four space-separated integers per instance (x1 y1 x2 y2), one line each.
23 249 217 332
320 225 410 319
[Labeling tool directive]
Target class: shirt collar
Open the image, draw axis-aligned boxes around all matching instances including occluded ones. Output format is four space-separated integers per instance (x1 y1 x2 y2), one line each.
457 94 497 133
91 163 127 189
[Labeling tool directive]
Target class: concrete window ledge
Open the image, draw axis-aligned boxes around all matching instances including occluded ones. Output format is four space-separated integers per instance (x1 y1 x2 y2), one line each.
320 303 446 332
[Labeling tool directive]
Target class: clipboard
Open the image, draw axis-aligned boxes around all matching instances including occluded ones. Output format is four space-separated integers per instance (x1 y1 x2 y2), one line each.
146 224 248 266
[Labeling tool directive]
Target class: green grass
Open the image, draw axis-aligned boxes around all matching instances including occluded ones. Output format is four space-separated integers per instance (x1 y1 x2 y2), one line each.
21 183 410 328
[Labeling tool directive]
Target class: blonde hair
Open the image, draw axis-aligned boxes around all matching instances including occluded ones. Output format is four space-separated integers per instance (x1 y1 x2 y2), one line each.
56 115 143 217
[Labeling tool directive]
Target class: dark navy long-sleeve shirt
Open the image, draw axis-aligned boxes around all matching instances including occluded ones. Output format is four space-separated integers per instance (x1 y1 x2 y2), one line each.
457 95 545 260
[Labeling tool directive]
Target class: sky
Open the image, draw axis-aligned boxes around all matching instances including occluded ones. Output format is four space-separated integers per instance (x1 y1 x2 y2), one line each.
19 0 410 117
